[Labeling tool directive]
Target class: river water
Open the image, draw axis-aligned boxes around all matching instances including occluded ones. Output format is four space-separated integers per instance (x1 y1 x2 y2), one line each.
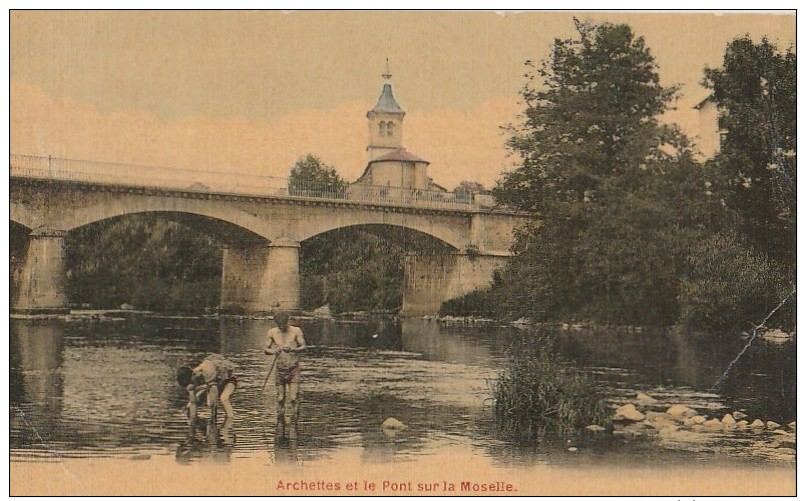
10 316 796 468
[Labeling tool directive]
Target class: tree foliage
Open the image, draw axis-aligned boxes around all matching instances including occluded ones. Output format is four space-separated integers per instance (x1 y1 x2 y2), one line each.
488 19 724 327
453 180 488 203
289 154 347 196
494 19 690 216
301 225 450 314
678 232 786 332
65 214 223 311
703 36 796 271
448 21 793 333
300 227 404 313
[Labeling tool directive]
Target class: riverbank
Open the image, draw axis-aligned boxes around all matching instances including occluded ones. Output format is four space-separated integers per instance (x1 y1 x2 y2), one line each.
9 307 396 322
10 447 796 496
12 308 796 344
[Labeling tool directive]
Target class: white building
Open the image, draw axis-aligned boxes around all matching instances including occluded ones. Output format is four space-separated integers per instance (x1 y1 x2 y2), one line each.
693 95 726 159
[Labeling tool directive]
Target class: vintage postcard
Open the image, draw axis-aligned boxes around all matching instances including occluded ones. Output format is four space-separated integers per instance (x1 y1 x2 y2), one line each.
9 9 796 497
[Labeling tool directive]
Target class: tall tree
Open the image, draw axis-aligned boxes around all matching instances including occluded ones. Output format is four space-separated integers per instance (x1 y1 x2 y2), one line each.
702 36 796 271
494 19 690 216
491 19 724 326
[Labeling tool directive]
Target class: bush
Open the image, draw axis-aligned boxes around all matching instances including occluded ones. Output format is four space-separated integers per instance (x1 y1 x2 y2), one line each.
65 215 222 311
438 289 498 318
572 209 683 327
493 340 611 441
678 232 789 332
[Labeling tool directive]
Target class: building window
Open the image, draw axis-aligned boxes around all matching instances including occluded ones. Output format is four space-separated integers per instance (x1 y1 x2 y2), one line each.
718 129 728 149
379 122 387 136
386 122 395 136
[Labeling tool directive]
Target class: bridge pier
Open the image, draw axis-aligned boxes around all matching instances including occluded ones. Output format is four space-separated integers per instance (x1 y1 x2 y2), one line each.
401 251 508 317
13 228 69 314
220 238 300 314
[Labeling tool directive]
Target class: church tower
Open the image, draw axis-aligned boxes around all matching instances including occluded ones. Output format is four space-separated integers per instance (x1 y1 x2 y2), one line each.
366 59 405 162
351 61 432 193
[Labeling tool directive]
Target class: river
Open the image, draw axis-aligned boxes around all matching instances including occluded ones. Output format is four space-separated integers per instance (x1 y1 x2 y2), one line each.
10 315 795 476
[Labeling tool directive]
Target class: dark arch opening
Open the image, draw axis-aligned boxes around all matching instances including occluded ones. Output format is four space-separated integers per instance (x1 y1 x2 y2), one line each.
10 221 32 305
299 224 454 314
64 211 267 312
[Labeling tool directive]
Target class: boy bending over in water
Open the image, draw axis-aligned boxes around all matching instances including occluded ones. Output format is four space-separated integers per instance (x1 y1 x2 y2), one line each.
177 353 237 424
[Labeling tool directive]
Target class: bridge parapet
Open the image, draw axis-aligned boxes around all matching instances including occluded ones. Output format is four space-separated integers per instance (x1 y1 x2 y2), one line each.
11 154 485 211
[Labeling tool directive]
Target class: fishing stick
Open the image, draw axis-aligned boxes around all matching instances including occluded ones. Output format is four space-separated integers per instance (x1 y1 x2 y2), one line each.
261 351 281 392
710 285 796 391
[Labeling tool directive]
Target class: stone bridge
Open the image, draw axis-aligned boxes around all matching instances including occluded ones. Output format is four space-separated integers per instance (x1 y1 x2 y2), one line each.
10 155 530 316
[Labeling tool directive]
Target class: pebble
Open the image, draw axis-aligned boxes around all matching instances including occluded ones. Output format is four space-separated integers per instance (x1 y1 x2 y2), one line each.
703 418 723 428
635 392 659 405
613 403 645 422
666 404 697 419
646 413 678 429
600 402 794 459
381 417 407 430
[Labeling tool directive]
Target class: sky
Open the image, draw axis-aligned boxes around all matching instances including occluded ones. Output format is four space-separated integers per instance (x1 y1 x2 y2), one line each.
9 10 796 190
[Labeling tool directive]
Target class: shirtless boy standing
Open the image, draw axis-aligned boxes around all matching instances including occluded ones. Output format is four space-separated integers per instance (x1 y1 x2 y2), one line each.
264 312 307 424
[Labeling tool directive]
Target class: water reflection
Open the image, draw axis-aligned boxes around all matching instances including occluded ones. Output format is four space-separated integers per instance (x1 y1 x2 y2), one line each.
272 420 300 465
10 321 65 452
176 416 235 465
9 317 796 465
401 319 494 365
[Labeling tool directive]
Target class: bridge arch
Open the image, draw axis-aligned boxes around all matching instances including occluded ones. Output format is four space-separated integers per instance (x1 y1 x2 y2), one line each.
300 222 460 251
296 211 469 251
67 210 272 250
57 197 277 243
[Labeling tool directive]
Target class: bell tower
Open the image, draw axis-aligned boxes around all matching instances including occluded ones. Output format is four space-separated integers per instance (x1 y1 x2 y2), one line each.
366 59 405 162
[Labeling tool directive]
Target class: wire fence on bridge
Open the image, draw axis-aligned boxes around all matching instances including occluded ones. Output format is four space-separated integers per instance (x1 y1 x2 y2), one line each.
10 154 491 210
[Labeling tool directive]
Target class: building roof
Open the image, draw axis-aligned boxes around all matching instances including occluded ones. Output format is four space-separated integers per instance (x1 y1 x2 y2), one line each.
370 83 405 114
693 93 715 110
369 148 429 165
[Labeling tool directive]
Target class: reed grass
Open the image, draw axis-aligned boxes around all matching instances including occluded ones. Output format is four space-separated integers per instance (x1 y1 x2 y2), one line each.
492 340 610 441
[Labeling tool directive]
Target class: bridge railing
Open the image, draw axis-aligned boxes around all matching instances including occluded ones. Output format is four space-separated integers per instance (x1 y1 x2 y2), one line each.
10 154 482 210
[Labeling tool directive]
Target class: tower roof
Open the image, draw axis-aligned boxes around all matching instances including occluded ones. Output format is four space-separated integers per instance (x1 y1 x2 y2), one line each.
370 83 405 114
369 148 429 164
369 59 404 115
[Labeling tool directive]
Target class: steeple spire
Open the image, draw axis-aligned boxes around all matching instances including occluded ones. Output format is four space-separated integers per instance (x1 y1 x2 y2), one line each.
368 60 404 115
382 58 392 81
366 60 405 162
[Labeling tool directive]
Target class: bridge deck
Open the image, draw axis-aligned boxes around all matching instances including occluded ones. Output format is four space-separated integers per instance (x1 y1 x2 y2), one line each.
10 154 495 212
